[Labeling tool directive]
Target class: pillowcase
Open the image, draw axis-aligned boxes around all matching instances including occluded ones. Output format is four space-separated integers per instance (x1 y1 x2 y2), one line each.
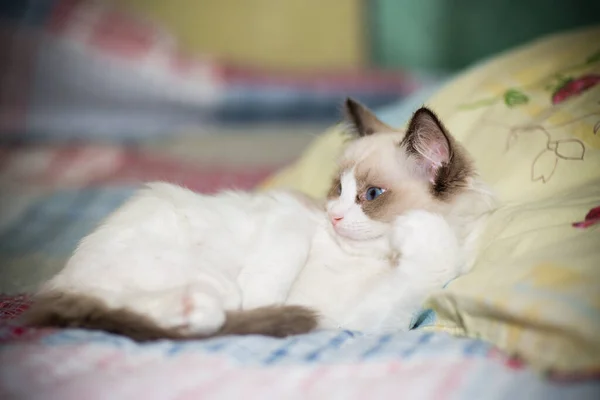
260 25 600 373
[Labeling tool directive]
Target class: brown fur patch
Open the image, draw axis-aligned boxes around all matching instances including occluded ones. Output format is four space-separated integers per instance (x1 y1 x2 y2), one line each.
343 98 394 137
327 176 342 200
401 108 474 201
332 100 476 223
431 147 473 200
340 99 475 206
221 306 317 337
353 166 393 220
352 158 438 222
21 291 318 342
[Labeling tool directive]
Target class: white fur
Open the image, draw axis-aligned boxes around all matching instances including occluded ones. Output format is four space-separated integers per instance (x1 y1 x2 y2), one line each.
41 183 319 335
41 170 476 334
287 173 461 332
327 169 390 241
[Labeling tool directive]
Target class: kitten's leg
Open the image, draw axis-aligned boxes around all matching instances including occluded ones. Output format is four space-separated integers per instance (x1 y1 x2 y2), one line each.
237 224 312 310
117 283 226 335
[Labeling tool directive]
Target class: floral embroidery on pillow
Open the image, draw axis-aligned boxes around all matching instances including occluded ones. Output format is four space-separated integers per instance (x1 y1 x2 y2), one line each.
572 206 600 229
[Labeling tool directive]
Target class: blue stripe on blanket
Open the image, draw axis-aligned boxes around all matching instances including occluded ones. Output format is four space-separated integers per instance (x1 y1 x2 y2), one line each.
0 187 135 257
9 328 598 398
39 328 497 367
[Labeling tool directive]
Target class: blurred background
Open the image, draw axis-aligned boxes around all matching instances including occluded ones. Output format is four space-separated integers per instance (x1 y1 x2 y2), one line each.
0 1 599 294
2 0 599 141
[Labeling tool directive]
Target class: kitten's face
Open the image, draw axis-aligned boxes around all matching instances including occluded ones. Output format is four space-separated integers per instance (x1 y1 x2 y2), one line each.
326 133 436 241
326 98 474 242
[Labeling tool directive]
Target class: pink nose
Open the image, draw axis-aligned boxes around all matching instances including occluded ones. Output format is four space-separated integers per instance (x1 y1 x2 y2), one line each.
331 216 343 225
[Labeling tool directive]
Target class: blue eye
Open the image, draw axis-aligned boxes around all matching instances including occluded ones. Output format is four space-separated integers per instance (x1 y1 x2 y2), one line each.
365 187 384 201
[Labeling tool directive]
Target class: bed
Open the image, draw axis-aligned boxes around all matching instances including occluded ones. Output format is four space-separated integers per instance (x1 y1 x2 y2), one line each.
3 132 597 400
1 2 599 399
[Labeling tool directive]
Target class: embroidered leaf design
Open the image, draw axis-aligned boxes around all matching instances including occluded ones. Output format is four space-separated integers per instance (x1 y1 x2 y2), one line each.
553 139 585 160
504 89 529 107
545 75 573 93
586 49 600 64
531 148 558 183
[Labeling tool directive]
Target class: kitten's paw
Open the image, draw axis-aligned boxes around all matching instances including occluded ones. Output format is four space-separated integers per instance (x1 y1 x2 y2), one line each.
179 290 226 336
392 210 458 261
155 289 225 336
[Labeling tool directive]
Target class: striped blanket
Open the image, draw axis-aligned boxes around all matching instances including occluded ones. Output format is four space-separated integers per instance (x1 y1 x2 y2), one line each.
2 296 599 399
1 141 599 399
0 2 599 397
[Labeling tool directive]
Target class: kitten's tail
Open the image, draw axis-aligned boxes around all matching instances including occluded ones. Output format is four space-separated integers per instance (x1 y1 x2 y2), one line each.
20 291 318 342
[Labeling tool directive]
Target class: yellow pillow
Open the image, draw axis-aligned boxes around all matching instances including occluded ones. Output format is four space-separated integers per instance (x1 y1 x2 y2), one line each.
261 25 600 372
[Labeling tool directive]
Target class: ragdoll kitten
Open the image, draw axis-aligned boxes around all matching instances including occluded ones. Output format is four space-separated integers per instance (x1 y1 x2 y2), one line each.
285 100 495 332
22 99 495 340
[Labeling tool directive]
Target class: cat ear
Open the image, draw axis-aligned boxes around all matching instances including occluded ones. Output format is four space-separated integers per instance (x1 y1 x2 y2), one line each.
343 98 393 137
402 107 453 183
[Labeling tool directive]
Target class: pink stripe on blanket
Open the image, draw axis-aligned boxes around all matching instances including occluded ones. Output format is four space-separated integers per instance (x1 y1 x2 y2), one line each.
0 341 483 400
0 144 277 192
218 63 418 93
44 0 222 79
47 0 84 34
0 295 30 321
0 295 36 341
0 26 38 134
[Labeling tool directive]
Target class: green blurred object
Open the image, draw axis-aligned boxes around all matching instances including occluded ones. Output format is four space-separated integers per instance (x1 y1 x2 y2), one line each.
369 0 600 73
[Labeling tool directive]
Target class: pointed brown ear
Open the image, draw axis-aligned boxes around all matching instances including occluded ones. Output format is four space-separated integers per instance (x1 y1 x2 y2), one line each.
401 107 474 199
343 97 393 137
402 107 453 183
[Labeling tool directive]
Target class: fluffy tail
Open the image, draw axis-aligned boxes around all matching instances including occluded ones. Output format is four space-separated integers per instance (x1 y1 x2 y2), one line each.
21 291 318 342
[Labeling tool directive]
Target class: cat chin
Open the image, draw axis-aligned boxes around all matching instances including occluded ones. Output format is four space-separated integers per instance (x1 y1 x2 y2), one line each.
332 225 385 242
